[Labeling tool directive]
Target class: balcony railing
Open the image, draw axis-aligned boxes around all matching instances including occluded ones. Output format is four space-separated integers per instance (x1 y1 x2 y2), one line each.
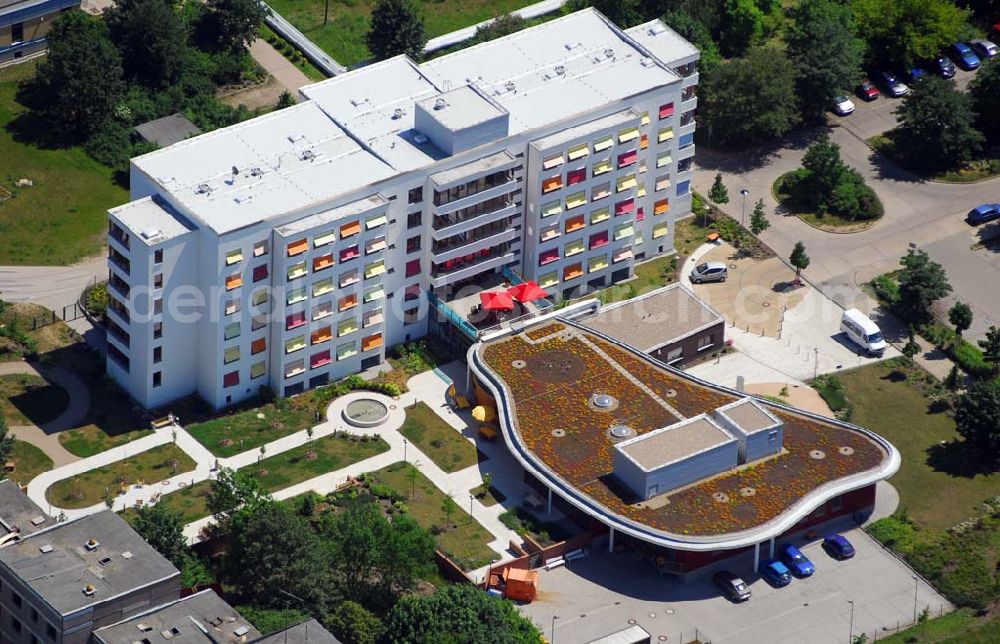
108 248 130 275
432 218 514 254
431 243 513 279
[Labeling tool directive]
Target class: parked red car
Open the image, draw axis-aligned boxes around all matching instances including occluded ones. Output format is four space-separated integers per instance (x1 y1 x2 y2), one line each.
857 80 880 101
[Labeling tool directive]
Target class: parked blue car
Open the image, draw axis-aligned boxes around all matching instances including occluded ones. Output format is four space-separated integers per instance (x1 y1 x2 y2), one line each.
933 56 956 78
907 67 927 83
967 204 1000 225
949 42 981 70
779 544 815 577
761 560 792 587
822 534 856 560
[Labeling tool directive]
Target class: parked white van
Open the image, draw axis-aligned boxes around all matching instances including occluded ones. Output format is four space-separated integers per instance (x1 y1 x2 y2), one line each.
840 309 887 356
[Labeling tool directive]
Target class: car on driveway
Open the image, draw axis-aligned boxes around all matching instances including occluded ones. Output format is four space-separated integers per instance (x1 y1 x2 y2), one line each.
907 67 927 83
760 560 792 587
779 544 815 577
970 39 998 60
713 570 751 601
690 261 728 284
877 71 909 97
856 80 880 101
832 95 855 116
822 534 856 560
967 203 1000 225
933 56 957 78
949 42 981 70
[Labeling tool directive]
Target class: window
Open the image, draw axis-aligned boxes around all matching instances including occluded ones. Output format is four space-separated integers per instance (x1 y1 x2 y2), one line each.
590 208 610 225
640 133 648 150
251 338 266 354
154 249 163 264
339 245 360 262
565 191 586 210
542 153 564 170
768 429 779 442
538 248 559 266
365 213 388 231
614 198 634 216
153 372 162 387
251 289 268 307
222 370 239 387
538 272 558 289
12 22 24 42
655 175 671 192
253 240 269 257
697 335 713 351
567 143 589 161
314 230 335 247
337 342 357 360
30 608 38 623
253 265 268 282
338 318 358 337
339 294 358 311
564 215 585 234
405 259 421 278
362 333 383 352
589 230 608 250
224 346 240 364
542 175 562 194
340 269 359 288
363 285 385 303
225 274 243 290
285 359 305 378
340 220 361 238
153 322 162 339
403 307 420 325
617 150 637 168
286 287 306 305
613 247 633 263
640 111 649 126
153 347 162 363
224 322 241 340
659 102 675 119
286 311 306 330
658 128 674 143
406 235 421 253
407 211 422 229
588 255 608 272
251 361 266 379
678 158 693 173
285 335 306 354
13 592 23 607
676 180 690 196
614 223 635 241
310 254 333 272
311 326 332 344
654 199 669 215
653 223 668 239
593 135 613 152
287 261 307 280
541 200 562 218
287 239 308 256
666 346 683 364
47 624 57 639
153 273 163 289
225 249 243 266
679 133 694 149
312 301 332 320
364 260 386 279
564 239 584 257
404 284 421 301
363 309 383 328
313 278 334 297
311 350 332 369
618 126 639 143
13 617 22 633
408 186 423 204
656 152 672 168
591 182 610 201
592 158 612 176
252 315 267 331
563 262 583 281
566 168 587 186
616 174 637 192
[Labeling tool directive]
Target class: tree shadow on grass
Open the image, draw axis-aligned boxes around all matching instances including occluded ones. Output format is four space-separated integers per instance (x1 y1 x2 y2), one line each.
696 125 830 174
926 439 1000 478
4 109 80 151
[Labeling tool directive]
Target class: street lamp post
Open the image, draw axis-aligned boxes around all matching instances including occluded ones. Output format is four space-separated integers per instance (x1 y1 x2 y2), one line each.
403 438 408 464
740 188 750 229
551 615 559 643
814 347 819 379
469 494 474 525
703 203 711 229
848 600 855 643
913 575 919 623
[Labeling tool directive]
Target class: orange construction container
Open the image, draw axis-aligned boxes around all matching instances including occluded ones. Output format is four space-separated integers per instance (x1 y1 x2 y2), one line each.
503 567 539 602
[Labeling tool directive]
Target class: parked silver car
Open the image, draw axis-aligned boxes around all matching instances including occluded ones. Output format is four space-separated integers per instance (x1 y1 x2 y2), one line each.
690 261 728 284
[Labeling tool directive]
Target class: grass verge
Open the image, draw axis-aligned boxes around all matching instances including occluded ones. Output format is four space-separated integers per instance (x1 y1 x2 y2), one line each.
5 439 53 486
249 432 389 492
0 373 69 426
470 484 505 507
398 402 478 473
186 399 317 458
46 443 196 509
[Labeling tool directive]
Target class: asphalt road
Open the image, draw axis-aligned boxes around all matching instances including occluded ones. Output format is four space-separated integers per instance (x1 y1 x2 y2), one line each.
694 66 1000 341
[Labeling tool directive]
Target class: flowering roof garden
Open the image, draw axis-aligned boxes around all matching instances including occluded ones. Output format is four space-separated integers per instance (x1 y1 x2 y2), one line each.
472 320 899 548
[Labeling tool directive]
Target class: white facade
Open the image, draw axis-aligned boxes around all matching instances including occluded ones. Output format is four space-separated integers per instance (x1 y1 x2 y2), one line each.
105 9 700 410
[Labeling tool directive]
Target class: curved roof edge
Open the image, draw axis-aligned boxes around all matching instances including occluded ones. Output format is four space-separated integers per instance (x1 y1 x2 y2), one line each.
468 318 901 552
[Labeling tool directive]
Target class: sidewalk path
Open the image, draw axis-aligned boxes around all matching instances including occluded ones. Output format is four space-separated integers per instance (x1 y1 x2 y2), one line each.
0 361 89 467
0 255 104 314
248 39 311 99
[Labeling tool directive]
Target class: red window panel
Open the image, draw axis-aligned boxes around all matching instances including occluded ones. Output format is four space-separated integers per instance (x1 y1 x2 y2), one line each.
404 284 422 301
223 371 240 387
252 265 268 282
539 249 560 266
659 102 675 119
636 207 645 222
616 150 638 168
339 245 360 262
310 350 332 369
589 230 609 250
566 168 587 186
405 259 421 278
286 311 306 330
614 198 635 216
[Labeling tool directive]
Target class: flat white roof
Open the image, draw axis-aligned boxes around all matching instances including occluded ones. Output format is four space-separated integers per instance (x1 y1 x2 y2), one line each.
109 196 194 245
625 19 700 65
131 102 397 235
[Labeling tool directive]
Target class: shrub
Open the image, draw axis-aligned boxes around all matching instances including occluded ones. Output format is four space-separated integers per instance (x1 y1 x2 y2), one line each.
869 274 900 307
866 515 915 549
951 340 993 378
369 483 403 503
84 281 109 319
85 122 133 169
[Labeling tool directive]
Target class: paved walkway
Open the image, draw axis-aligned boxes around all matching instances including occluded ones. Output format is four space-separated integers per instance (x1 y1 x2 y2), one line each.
0 256 105 314
0 361 89 467
248 39 311 99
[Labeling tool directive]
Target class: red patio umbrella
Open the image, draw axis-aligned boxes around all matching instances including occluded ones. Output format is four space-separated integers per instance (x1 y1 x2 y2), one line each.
479 290 514 311
507 281 548 303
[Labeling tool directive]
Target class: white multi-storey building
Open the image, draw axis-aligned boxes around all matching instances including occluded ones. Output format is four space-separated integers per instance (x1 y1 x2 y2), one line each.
105 9 700 409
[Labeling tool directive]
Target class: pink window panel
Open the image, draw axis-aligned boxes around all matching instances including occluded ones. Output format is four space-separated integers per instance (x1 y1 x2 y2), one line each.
614 199 635 216
636 207 645 221
286 311 306 330
659 103 675 119
339 245 360 262
252 265 269 282
223 371 240 387
311 350 332 369
589 230 609 250
617 150 638 168
539 249 560 266
566 168 587 186
405 259 421 278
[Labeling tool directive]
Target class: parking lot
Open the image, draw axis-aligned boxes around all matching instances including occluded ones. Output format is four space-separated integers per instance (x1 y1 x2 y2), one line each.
519 522 950 644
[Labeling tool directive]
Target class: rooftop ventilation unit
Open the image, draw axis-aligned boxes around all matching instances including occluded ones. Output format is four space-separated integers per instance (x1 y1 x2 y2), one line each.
392 107 404 120
84 538 100 551
137 623 153 633
31 516 46 526
505 81 516 93
250 167 264 178
434 98 447 110
195 183 212 195
287 133 305 143
299 149 316 162
98 556 113 566
649 23 667 36
121 551 134 559
234 195 253 204
412 133 429 145
604 48 615 59
640 57 655 68
565 41 581 51
140 227 162 241
350 97 368 107
83 584 96 597
234 627 250 637
555 65 566 76
39 544 53 554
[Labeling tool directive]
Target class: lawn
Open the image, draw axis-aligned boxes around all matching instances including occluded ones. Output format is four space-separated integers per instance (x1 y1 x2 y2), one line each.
373 461 496 570
398 402 478 473
123 479 215 524
266 0 537 67
186 400 317 457
470 483 505 507
0 373 69 426
46 443 196 509
0 61 129 265
248 433 389 492
880 609 987 644
829 360 1000 530
5 439 53 486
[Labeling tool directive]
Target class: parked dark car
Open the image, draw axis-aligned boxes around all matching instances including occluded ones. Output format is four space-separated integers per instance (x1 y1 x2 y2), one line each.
760 560 792 587
856 80 880 101
877 71 909 97
779 544 815 577
907 67 927 83
949 42 981 70
967 204 1000 225
970 39 998 59
933 56 956 78
713 570 752 601
822 534 856 560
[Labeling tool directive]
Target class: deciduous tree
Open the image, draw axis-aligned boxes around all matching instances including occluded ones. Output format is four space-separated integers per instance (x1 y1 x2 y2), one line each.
789 242 810 284
853 0 970 68
949 302 973 339
326 600 382 644
106 0 189 88
954 379 1000 465
979 325 1000 373
129 504 187 567
205 0 266 51
893 77 983 171
896 249 952 324
969 58 1000 145
206 467 267 529
366 0 425 61
750 199 770 235
719 0 763 57
0 410 12 475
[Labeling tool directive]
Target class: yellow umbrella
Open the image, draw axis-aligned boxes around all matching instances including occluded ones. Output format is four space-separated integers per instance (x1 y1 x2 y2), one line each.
472 406 487 422
447 383 457 398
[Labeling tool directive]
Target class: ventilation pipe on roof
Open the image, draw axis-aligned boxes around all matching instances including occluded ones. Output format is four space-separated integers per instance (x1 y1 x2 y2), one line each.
434 98 447 110
85 538 100 551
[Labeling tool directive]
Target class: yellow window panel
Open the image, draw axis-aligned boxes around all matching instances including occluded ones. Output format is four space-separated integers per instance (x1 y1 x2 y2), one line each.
592 159 612 176
588 255 608 272
538 272 558 288
565 240 584 256
542 200 562 217
543 154 564 170
653 223 668 239
314 231 335 247
590 208 610 225
614 224 635 241
225 250 243 266
365 213 388 230
285 336 306 353
658 128 674 143
618 127 639 143
567 143 590 160
287 262 307 280
657 152 672 168
565 192 586 210
593 135 613 152
616 175 637 192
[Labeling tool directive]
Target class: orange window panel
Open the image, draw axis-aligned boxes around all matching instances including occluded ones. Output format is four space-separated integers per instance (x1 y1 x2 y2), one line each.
542 177 563 193
640 134 648 150
225 274 243 290
564 215 585 234
313 254 334 271
338 294 358 311
654 199 669 215
563 264 583 281
250 338 266 354
362 333 383 352
340 220 361 238
311 327 332 344
287 239 308 256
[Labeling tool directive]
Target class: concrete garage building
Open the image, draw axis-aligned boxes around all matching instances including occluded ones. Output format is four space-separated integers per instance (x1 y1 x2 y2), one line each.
469 315 900 577
0 0 78 65
105 9 700 410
